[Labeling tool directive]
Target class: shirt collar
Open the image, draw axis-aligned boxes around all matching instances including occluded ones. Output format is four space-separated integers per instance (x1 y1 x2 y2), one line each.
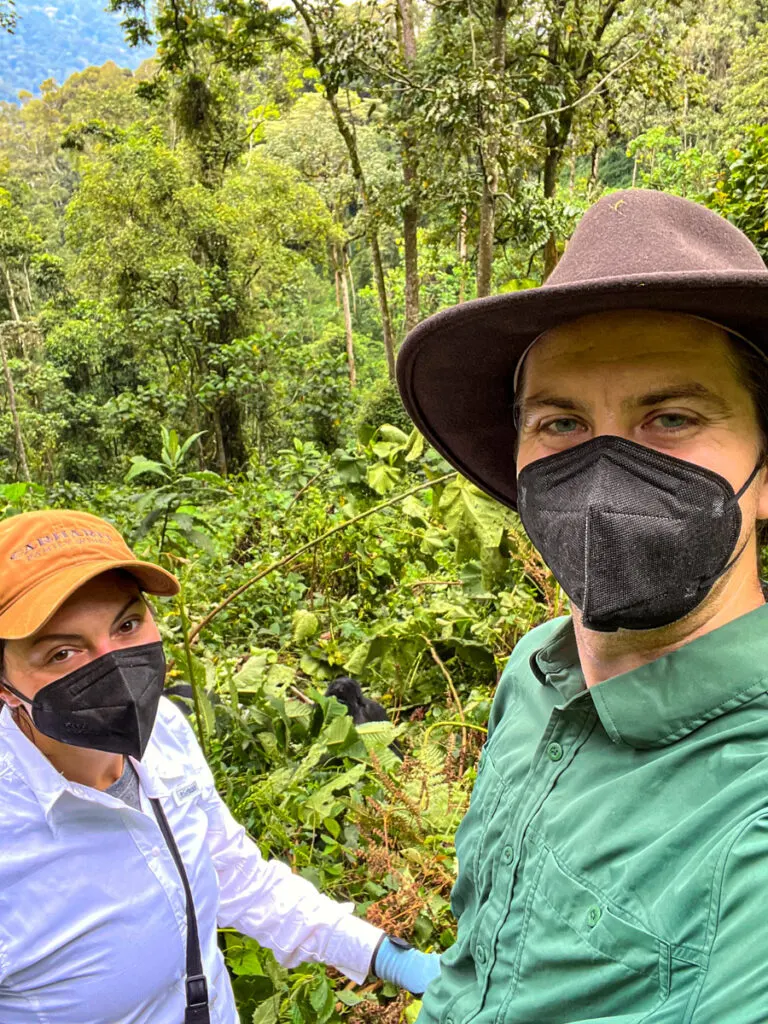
0 704 71 824
531 604 768 749
0 702 184 820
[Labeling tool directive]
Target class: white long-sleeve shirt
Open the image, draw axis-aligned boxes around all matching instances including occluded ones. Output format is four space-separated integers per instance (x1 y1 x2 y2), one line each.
0 698 382 1023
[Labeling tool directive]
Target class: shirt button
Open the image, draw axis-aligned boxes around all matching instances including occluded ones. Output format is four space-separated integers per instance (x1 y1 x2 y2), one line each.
476 944 487 964
547 742 564 762
587 905 602 927
502 846 514 864
151 846 161 858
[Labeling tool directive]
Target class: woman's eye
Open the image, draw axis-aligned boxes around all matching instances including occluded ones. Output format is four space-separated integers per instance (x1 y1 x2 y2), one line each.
50 648 76 664
118 617 141 634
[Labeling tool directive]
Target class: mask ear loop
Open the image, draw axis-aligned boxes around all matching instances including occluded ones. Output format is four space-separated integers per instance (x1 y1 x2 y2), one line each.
699 457 766 590
0 679 35 706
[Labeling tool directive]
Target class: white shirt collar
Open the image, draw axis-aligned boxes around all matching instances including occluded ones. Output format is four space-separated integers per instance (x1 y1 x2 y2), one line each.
0 702 185 822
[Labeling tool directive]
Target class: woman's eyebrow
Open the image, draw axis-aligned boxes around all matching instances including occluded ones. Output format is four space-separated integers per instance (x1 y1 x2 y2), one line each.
29 631 84 649
110 596 144 628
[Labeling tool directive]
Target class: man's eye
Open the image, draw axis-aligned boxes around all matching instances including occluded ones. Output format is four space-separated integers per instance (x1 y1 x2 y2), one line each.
654 413 692 430
118 617 141 634
544 417 581 435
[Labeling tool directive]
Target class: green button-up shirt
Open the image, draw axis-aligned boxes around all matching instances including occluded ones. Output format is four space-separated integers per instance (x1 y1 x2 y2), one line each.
419 605 768 1024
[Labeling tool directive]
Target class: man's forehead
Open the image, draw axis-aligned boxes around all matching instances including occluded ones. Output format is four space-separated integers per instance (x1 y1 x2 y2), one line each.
522 311 739 387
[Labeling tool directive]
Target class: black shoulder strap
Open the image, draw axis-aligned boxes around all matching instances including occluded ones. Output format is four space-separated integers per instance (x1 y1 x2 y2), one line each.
150 797 211 1024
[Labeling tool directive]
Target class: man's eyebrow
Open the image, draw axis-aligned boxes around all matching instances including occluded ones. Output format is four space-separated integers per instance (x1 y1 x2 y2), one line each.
516 393 592 417
516 384 732 420
629 384 731 413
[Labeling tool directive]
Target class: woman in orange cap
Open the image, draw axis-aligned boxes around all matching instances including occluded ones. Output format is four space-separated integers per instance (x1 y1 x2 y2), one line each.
0 510 440 1024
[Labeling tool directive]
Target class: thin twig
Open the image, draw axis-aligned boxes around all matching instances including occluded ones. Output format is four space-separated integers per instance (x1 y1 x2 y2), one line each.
284 466 329 513
513 44 648 128
189 473 456 642
421 635 468 761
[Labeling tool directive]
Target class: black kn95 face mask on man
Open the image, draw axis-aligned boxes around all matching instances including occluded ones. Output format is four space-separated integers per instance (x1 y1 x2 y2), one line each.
517 435 762 633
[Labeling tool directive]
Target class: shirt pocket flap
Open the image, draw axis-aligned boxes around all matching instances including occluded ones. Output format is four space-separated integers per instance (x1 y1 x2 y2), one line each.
537 847 665 981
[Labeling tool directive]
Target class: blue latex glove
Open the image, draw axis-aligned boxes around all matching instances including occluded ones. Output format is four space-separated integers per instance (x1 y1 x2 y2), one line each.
372 936 441 996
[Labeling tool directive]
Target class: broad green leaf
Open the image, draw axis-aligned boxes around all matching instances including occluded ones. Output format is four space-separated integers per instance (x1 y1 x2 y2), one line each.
251 995 279 1024
404 428 425 462
125 458 170 482
439 476 511 558
266 663 294 689
292 609 319 643
366 462 401 495
378 423 409 444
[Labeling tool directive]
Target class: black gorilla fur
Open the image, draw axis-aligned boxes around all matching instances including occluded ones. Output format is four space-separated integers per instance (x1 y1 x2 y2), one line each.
325 677 403 759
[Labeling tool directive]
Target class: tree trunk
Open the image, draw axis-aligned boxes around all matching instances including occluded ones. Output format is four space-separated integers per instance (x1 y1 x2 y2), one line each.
3 266 20 322
542 115 572 279
217 390 247 474
337 245 357 387
0 269 30 481
0 325 30 483
398 0 420 334
211 406 228 477
23 264 33 312
475 0 508 298
402 166 419 332
296 7 397 378
587 143 600 194
458 208 468 303
369 230 396 379
476 161 497 298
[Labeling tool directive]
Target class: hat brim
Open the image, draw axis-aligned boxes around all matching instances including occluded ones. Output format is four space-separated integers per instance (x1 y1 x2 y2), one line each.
397 272 768 510
0 559 180 640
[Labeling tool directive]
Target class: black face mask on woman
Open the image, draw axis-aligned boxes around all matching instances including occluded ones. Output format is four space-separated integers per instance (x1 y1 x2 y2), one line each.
2 640 166 758
517 436 762 633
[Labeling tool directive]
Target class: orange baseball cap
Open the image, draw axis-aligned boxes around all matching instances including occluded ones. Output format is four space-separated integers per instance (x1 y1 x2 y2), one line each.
0 509 180 639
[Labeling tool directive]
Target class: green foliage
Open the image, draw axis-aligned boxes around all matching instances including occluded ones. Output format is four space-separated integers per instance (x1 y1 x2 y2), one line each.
707 126 768 258
4 0 768 1019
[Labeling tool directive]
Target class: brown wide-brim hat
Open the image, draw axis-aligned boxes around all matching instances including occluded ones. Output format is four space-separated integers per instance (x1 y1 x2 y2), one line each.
397 189 768 509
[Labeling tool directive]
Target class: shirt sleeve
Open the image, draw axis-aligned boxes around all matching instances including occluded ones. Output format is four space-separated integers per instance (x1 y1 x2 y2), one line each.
169 703 383 984
691 815 768 1023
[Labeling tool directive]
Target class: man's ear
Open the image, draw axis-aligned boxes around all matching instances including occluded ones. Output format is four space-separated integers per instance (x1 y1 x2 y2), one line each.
756 461 768 521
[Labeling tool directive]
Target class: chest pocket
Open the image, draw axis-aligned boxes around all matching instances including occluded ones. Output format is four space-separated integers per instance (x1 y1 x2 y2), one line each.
509 844 671 1023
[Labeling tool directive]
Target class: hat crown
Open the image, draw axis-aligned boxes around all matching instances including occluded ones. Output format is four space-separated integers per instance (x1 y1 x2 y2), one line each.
0 510 133 612
0 509 178 638
546 189 767 288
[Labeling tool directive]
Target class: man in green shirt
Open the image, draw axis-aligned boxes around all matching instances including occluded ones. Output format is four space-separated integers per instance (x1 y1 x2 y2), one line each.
396 189 768 1023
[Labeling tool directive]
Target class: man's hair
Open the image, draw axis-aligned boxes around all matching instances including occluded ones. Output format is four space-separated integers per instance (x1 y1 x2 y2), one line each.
726 336 768 550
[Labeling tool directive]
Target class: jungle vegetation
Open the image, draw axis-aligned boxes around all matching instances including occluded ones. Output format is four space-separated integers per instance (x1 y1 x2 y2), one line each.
1 0 768 1019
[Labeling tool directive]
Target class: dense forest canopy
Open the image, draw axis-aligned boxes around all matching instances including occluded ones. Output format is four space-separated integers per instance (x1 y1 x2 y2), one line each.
2 0 768 1020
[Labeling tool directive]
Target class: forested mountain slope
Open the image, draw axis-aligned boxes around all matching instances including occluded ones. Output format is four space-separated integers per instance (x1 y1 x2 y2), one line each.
0 0 152 101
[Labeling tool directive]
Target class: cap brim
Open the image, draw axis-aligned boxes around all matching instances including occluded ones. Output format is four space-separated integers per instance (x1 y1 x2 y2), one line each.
0 559 180 640
397 273 768 509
